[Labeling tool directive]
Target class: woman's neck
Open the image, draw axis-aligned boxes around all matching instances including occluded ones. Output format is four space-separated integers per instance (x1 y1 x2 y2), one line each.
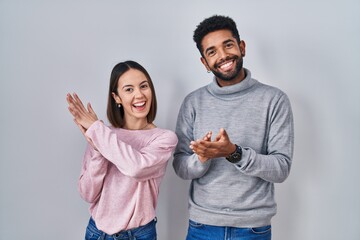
123 120 149 130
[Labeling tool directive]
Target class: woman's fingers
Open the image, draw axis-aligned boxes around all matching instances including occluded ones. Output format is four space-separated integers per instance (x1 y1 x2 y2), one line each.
85 102 98 120
73 119 86 135
67 93 98 130
87 102 96 116
73 93 88 113
67 93 89 119
67 93 85 114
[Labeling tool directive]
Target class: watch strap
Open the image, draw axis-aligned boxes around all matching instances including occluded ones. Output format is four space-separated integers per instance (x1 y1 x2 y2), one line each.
226 144 242 163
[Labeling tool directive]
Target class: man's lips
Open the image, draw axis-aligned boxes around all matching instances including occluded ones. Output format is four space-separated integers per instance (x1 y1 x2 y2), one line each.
215 57 236 72
218 60 234 71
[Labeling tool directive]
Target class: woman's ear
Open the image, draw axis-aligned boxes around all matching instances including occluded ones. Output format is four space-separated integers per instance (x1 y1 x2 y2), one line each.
111 92 122 104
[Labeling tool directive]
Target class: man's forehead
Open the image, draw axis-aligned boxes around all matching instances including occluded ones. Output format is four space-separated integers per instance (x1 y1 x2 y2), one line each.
202 30 235 46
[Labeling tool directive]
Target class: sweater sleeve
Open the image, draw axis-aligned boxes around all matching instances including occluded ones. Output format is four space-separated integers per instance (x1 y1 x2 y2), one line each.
78 144 109 203
85 121 178 182
235 93 294 183
173 98 211 180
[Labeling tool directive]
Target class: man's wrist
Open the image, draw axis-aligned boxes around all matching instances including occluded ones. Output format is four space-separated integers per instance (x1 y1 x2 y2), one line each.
227 144 237 156
225 144 242 163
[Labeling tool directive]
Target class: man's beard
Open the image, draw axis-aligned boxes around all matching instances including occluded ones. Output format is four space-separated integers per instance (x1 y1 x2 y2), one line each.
211 55 243 81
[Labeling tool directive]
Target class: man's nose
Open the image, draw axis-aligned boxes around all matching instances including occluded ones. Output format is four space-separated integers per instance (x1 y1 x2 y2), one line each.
218 47 228 60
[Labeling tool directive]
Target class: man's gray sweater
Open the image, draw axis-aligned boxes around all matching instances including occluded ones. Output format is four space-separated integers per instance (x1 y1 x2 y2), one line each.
173 69 294 227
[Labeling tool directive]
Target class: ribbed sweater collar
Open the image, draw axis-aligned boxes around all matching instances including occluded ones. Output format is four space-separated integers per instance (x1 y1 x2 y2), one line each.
207 68 257 99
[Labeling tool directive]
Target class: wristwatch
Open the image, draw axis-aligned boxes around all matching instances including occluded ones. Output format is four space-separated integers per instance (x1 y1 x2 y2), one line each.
226 144 242 163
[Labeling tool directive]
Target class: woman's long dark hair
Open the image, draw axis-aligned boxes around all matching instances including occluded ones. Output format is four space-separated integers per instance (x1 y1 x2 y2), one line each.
107 61 157 128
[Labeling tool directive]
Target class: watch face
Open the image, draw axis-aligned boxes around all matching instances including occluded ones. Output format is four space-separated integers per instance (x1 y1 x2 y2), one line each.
226 145 242 163
228 153 241 163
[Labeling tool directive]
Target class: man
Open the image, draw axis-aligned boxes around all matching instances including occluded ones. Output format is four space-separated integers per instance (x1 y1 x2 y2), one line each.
173 15 294 240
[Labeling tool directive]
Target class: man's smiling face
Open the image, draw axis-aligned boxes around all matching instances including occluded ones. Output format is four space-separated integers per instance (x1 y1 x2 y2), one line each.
200 29 246 86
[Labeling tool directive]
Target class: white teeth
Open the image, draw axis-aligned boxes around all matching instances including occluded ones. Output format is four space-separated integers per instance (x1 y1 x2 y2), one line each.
220 61 233 69
133 102 145 107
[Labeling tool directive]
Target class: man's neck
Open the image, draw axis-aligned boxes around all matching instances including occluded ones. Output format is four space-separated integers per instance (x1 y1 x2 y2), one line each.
216 68 246 87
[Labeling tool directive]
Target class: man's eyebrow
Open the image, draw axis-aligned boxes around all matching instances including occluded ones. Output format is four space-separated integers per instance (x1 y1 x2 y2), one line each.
204 46 216 55
223 39 235 45
204 39 236 54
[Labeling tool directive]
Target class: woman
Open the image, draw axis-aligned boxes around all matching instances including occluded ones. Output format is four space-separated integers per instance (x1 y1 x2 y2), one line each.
66 60 178 240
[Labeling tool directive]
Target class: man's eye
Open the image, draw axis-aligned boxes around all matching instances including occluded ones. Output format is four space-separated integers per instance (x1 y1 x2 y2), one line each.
225 43 234 48
207 50 215 56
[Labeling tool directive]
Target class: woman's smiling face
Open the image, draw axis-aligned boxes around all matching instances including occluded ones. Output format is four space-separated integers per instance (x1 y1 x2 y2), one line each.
112 68 152 124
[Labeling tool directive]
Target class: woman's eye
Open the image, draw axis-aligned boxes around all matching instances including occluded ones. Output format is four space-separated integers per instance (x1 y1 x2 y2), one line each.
125 88 133 92
141 84 149 89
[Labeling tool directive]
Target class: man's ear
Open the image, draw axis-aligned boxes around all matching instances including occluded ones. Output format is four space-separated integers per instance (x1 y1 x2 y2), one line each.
239 40 246 57
201 57 211 72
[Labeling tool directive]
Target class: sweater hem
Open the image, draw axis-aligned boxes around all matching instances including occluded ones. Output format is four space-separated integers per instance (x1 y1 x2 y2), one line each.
189 209 274 228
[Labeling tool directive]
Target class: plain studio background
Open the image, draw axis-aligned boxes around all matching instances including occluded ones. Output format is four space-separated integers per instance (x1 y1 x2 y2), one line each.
1 0 359 239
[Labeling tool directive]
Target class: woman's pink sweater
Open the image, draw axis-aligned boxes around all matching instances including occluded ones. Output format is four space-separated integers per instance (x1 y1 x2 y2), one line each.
79 120 178 235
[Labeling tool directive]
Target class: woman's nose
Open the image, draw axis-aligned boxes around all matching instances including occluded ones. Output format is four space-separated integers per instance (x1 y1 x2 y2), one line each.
134 88 145 98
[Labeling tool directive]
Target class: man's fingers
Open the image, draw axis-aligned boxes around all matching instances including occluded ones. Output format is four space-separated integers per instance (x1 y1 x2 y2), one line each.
214 129 222 141
203 131 212 141
190 140 211 155
214 128 230 142
221 128 230 139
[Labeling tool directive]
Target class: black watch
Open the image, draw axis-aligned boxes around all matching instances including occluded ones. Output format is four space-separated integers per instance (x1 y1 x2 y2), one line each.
226 144 242 163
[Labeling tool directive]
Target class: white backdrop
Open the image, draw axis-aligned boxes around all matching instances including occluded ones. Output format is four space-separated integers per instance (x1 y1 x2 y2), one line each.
1 0 359 239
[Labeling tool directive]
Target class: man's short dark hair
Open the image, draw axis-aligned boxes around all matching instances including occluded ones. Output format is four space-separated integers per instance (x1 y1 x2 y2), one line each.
193 15 241 56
